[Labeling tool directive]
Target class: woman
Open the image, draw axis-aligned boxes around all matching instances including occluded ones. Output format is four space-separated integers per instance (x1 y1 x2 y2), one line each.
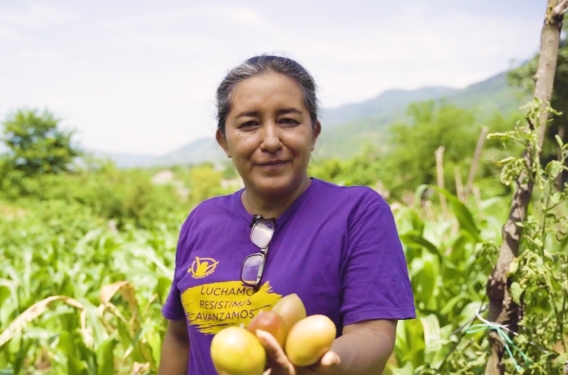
159 55 416 375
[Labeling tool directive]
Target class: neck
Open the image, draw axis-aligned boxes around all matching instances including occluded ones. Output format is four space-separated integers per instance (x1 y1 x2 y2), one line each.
242 176 312 219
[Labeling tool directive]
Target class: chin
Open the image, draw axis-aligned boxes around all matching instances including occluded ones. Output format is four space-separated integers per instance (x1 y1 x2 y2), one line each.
251 175 301 197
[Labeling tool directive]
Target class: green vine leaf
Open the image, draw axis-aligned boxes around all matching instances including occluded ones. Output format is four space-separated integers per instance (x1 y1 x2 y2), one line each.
507 259 520 277
544 160 564 178
510 282 524 305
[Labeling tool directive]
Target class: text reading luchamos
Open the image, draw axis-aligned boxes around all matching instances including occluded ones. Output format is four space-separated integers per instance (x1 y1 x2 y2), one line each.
181 281 282 335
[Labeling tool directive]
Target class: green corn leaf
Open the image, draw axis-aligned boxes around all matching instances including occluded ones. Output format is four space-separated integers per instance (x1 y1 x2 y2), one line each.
419 259 437 309
0 286 10 308
400 232 444 262
420 314 441 348
431 186 482 242
157 276 173 305
440 294 464 316
97 337 118 375
389 361 414 375
58 331 87 375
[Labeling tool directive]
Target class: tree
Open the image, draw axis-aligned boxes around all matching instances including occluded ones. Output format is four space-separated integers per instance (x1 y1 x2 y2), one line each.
1 108 82 175
484 1 567 374
508 17 568 187
377 100 517 198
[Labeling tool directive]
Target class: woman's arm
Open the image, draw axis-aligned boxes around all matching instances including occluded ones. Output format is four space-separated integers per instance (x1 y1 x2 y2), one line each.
158 319 190 375
326 319 397 375
256 319 397 375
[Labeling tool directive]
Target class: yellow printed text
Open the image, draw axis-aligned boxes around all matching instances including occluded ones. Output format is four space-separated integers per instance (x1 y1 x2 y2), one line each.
181 281 281 335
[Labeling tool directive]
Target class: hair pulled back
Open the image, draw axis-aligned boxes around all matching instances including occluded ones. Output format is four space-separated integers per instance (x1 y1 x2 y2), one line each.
216 55 319 136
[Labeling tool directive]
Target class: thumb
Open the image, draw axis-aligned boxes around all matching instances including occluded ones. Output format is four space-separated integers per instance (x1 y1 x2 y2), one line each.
255 329 295 372
319 352 340 367
307 351 340 372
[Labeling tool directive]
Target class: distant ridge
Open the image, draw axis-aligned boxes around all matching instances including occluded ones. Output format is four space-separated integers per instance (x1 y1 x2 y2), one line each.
154 137 226 166
96 69 527 168
320 86 459 128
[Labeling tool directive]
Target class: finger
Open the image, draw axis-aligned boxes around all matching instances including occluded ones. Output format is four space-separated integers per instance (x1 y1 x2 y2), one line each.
306 351 340 372
255 329 295 373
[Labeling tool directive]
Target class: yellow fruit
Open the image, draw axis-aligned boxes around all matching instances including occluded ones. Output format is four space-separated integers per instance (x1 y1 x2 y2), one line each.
210 326 266 375
247 310 287 347
271 293 307 333
284 314 336 367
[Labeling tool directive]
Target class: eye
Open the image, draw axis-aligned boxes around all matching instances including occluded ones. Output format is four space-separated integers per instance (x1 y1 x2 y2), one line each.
279 118 300 126
239 120 259 129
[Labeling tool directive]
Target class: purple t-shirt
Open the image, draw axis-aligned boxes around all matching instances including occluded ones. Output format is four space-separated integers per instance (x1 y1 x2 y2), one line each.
162 178 415 374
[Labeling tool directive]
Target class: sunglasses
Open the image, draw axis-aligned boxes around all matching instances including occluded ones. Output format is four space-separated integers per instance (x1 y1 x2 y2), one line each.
241 215 276 289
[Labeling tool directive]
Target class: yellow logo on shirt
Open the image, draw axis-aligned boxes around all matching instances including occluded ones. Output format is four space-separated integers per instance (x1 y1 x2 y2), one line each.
188 257 218 279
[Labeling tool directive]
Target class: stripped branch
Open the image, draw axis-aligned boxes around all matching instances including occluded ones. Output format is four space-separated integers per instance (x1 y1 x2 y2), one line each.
484 1 567 374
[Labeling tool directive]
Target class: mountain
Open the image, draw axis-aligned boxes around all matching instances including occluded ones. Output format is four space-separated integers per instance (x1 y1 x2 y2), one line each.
91 151 158 168
153 137 226 166
319 86 459 128
447 71 525 114
91 139 226 169
313 70 528 159
99 68 527 168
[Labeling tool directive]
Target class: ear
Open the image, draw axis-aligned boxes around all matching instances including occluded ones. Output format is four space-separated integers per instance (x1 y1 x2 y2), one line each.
216 129 231 158
310 121 322 151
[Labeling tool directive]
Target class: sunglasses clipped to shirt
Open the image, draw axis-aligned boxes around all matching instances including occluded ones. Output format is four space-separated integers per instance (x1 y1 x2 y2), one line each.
240 215 276 289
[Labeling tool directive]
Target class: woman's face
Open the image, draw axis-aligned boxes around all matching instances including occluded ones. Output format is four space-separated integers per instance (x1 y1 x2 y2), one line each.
216 72 321 198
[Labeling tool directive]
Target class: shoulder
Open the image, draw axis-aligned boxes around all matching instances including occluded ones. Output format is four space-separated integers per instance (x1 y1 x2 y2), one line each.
179 190 241 233
294 178 394 234
173 190 242 263
310 178 389 212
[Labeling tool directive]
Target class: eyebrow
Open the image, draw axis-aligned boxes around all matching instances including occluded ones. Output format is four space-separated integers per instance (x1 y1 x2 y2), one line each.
235 110 259 119
235 108 303 119
276 108 303 116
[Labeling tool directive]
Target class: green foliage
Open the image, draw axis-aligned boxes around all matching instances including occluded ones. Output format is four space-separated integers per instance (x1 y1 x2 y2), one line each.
386 98 568 375
0 200 176 374
309 145 384 188
311 101 522 201
1 88 566 374
1 109 82 176
385 187 501 375
485 99 568 374
186 164 228 205
382 100 478 193
0 160 189 231
508 21 568 181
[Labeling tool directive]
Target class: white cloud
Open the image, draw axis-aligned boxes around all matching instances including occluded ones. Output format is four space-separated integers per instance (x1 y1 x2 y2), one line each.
0 1 546 155
0 1 77 30
0 25 23 43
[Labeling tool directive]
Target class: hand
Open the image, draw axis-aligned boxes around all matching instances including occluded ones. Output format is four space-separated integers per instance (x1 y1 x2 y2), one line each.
255 329 341 375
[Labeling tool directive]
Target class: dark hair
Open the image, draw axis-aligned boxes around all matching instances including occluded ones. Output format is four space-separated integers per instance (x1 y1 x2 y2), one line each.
215 55 319 136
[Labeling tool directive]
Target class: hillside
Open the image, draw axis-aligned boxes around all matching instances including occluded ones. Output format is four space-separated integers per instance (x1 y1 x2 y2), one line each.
314 70 527 159
319 86 459 128
98 68 527 168
153 137 227 166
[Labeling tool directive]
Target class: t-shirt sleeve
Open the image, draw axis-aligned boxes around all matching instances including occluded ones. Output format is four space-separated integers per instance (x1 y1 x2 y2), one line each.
340 201 416 326
162 221 190 321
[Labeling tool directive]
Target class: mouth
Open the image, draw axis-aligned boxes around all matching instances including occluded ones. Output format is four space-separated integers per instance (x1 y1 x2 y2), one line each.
257 160 290 167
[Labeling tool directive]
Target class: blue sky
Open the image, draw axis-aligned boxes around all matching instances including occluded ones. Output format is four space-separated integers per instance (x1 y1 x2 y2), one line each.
0 0 546 155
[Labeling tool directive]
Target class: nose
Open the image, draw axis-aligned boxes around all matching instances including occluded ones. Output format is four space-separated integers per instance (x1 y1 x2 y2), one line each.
259 122 282 153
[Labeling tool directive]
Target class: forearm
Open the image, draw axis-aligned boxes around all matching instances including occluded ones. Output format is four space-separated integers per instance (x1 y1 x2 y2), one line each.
328 328 394 375
158 330 190 375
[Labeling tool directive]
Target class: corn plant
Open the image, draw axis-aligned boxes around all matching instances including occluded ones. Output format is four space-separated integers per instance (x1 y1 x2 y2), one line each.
0 200 178 374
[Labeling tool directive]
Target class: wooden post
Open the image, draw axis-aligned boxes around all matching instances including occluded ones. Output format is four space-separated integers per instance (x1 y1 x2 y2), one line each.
435 146 448 218
465 126 490 199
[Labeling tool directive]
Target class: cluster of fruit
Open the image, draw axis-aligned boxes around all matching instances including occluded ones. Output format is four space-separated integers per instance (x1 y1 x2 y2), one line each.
210 293 336 375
